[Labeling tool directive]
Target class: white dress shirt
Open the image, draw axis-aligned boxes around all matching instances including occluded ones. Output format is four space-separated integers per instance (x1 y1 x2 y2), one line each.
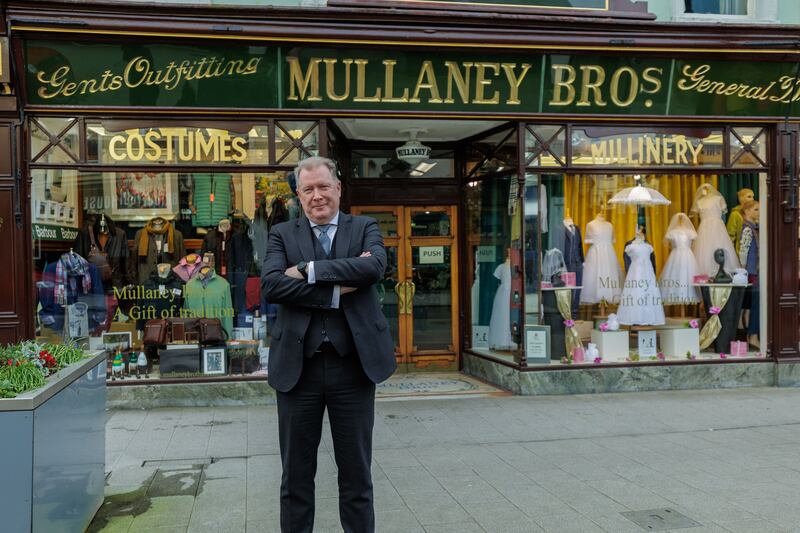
306 213 340 308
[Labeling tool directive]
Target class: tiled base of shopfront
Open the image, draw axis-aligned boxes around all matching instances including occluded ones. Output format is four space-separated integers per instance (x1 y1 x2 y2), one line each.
105 359 800 408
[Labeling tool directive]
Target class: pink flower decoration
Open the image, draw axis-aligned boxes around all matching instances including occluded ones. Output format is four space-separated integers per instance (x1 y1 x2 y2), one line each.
561 356 571 365
709 306 722 315
756 352 765 358
689 319 699 329
599 322 610 332
690 354 697 360
564 319 575 328
593 357 602 364
656 352 666 361
719 353 728 359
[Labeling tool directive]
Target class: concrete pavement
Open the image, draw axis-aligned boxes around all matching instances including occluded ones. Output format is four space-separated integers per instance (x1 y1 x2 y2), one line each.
91 386 800 532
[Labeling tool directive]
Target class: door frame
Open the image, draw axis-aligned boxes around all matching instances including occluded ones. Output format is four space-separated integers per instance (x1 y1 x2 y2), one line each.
352 204 460 371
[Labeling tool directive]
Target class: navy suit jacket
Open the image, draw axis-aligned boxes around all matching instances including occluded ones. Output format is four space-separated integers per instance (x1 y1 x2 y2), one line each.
261 212 397 392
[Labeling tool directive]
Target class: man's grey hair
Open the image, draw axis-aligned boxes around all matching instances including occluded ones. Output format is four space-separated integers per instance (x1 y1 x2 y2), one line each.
294 156 339 186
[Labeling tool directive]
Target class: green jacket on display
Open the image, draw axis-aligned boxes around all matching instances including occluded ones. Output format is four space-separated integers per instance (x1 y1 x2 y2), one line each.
183 269 233 336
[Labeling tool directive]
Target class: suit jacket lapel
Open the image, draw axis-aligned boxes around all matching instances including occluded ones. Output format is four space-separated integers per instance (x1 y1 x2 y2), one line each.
294 218 316 262
334 212 352 259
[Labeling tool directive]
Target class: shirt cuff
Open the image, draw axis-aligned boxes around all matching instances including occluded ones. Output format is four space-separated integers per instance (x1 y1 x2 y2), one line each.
307 261 315 284
331 285 341 309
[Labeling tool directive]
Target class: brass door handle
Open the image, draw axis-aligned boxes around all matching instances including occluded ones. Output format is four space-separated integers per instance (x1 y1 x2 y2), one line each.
407 281 416 314
395 282 408 315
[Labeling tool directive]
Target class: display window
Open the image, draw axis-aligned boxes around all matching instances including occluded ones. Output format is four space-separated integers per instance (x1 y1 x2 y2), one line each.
468 124 769 367
29 117 319 382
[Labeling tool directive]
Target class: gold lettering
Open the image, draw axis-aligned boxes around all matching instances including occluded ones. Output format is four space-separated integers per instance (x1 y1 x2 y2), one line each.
231 137 247 162
123 56 149 88
474 62 500 105
646 137 661 164
444 61 472 104
641 67 663 94
577 65 606 107
687 142 703 165
196 131 218 161
144 130 161 161
410 61 443 104
109 135 127 161
382 59 409 103
549 64 576 106
677 64 710 91
126 133 145 161
662 139 674 164
219 133 232 162
610 67 638 107
590 141 608 164
36 66 71 99
353 59 381 102
323 59 353 102
675 138 688 164
61 82 77 97
286 57 322 101
501 63 531 105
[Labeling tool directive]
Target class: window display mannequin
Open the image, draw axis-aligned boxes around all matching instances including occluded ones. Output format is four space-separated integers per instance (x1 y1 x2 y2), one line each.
617 228 665 325
738 200 760 347
183 265 234 336
173 253 203 282
130 216 185 285
691 183 740 276
137 262 184 330
659 213 701 305
191 174 234 227
38 250 107 335
488 255 516 350
580 212 622 304
542 248 566 280
74 213 129 289
562 209 584 315
727 188 754 254
201 217 253 317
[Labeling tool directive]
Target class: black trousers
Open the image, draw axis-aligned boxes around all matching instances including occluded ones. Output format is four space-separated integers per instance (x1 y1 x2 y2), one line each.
277 345 376 533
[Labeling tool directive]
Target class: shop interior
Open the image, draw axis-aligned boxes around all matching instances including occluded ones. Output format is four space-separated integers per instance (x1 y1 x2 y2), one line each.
28 117 769 380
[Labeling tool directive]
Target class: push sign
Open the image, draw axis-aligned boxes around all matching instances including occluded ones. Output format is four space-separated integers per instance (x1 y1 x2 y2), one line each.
419 246 445 264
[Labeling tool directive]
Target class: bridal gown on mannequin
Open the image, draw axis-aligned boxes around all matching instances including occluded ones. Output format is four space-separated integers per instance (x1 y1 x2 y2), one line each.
691 184 740 276
488 259 515 350
659 213 701 305
618 240 665 325
581 216 623 304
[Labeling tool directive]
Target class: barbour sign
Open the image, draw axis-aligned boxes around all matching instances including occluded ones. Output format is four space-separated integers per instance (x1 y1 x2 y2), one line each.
23 39 800 117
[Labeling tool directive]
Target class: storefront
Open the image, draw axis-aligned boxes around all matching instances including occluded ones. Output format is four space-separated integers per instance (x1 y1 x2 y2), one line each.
2 0 800 396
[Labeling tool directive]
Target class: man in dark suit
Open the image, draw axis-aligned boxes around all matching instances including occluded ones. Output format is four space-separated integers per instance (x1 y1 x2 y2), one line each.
262 156 396 533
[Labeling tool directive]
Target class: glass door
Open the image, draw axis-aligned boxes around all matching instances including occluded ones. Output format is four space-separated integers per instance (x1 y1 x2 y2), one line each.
352 205 459 371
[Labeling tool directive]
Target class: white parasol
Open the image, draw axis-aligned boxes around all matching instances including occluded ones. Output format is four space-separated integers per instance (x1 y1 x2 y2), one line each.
608 175 671 206
608 175 671 237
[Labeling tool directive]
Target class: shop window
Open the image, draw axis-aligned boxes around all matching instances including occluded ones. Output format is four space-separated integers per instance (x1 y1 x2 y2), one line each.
525 125 566 168
466 174 523 363
350 149 455 179
274 121 319 165
465 126 517 179
30 117 80 164
522 172 768 366
684 0 746 15
673 0 777 22
28 116 333 384
730 127 767 168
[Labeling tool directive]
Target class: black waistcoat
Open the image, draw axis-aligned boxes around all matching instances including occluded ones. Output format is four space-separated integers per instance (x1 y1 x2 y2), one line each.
303 226 356 358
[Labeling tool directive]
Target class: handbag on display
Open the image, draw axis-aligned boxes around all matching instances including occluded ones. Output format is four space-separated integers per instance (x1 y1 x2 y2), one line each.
143 319 169 346
168 317 198 343
198 318 227 345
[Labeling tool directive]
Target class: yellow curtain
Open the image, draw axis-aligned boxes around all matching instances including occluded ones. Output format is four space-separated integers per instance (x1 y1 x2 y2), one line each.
565 174 718 277
698 286 732 349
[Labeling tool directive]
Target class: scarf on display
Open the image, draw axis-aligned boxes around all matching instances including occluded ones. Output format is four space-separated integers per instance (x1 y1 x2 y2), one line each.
55 253 92 305
139 219 174 257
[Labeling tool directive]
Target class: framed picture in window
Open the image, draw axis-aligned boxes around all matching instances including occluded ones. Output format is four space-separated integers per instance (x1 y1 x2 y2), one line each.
103 171 179 221
30 168 80 228
202 347 226 375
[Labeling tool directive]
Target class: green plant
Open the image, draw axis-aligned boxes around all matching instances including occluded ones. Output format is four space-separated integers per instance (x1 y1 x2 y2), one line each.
0 342 89 398
0 361 46 395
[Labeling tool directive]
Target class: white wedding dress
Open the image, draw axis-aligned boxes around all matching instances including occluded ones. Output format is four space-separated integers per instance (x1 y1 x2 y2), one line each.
488 260 515 350
659 224 701 305
692 188 740 276
618 240 665 325
581 218 623 304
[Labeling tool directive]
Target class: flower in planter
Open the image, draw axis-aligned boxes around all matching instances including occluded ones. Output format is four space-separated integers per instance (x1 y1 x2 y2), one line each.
688 319 699 329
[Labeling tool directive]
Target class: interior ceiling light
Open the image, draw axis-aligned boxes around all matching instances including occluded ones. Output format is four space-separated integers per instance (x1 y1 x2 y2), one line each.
396 128 431 166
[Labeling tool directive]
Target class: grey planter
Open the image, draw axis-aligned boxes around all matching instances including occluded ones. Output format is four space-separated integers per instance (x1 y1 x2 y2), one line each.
0 352 106 533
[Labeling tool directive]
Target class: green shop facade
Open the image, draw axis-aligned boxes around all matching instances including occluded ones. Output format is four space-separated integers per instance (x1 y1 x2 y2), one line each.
2 0 800 398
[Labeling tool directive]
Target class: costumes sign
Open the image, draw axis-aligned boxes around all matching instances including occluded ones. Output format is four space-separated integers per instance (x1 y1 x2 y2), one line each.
22 39 800 117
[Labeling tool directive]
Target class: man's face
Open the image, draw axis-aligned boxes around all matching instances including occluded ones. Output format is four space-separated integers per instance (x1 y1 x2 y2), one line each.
296 165 341 224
